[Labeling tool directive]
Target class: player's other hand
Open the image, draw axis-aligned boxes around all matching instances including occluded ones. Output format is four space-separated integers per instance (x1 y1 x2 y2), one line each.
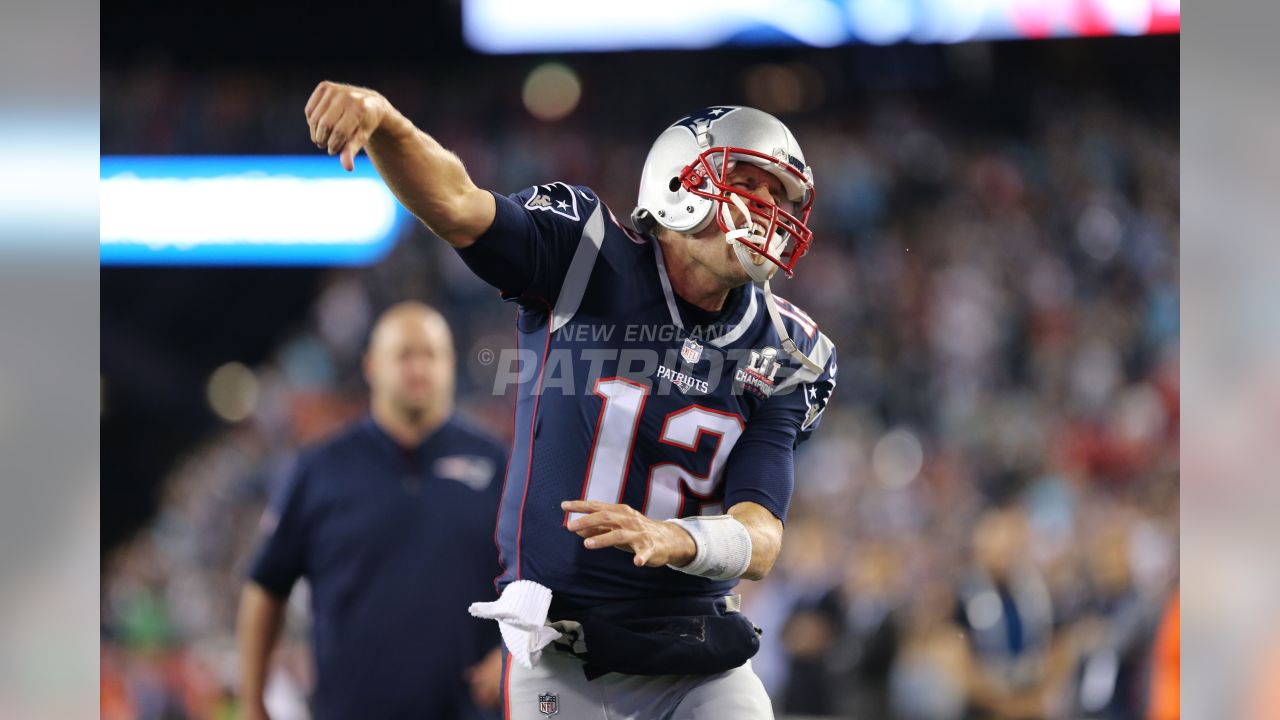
562 500 697 568
304 81 390 172
464 646 504 709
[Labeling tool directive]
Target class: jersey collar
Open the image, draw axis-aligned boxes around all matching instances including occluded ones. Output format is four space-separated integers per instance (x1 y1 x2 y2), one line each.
363 414 454 459
651 237 758 348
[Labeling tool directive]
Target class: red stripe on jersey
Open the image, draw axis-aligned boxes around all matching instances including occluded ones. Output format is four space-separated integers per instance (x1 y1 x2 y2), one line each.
502 650 512 720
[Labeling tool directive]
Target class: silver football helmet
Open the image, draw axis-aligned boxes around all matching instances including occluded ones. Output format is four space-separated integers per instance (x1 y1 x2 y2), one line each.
633 107 825 374
631 106 816 283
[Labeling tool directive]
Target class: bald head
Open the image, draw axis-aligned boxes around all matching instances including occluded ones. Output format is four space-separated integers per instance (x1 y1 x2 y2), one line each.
369 302 452 353
364 302 456 426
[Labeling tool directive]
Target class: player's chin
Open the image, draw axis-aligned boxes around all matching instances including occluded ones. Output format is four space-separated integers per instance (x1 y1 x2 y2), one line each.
723 246 781 286
395 394 434 415
719 245 751 283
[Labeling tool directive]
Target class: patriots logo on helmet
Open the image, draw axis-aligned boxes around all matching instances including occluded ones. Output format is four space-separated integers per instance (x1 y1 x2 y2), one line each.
670 106 740 139
524 182 581 222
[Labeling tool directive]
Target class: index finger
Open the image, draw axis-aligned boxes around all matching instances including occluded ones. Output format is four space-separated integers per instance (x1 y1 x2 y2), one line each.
304 82 328 119
560 499 617 513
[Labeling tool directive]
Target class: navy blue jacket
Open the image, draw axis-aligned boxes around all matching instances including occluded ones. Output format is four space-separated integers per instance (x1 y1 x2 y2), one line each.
249 414 506 720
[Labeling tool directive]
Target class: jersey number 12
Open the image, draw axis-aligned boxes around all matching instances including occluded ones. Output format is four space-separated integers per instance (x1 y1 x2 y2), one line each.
569 377 744 523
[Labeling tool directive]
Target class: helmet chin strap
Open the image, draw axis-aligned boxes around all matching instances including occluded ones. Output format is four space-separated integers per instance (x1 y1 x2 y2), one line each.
719 194 824 375
762 280 824 374
720 193 783 284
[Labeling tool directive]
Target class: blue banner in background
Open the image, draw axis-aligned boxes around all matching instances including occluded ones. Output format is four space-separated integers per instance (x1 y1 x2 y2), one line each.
462 0 1179 54
100 156 407 266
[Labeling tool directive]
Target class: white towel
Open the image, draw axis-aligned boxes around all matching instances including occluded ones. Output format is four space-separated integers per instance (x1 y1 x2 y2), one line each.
468 580 562 669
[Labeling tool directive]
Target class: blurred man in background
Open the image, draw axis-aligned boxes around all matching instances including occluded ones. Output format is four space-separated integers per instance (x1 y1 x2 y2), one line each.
237 302 507 720
957 504 1075 717
955 507 1066 719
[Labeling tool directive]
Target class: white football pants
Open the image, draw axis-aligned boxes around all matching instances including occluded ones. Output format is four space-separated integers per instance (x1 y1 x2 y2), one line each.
503 649 774 720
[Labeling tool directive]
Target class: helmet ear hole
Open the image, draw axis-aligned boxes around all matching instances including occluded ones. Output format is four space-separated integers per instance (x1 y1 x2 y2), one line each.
668 176 681 192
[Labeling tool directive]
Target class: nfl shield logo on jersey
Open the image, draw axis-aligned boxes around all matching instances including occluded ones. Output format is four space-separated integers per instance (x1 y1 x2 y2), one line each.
681 337 703 364
538 691 559 716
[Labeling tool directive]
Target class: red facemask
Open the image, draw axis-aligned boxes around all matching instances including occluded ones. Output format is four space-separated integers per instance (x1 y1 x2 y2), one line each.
678 146 815 277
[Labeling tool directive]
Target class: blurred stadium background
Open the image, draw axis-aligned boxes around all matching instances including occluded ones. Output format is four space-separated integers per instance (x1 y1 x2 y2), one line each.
101 2 1178 718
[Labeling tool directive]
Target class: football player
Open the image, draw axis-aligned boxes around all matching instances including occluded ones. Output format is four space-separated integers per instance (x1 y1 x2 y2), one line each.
305 82 837 720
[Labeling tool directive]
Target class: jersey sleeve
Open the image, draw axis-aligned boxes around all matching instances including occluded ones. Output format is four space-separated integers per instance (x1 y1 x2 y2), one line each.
722 337 837 523
777 334 838 445
454 182 601 305
247 455 312 598
722 402 800 523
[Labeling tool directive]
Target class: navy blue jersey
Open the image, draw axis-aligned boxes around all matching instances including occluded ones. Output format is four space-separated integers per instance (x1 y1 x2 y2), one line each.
248 415 506 720
457 182 837 611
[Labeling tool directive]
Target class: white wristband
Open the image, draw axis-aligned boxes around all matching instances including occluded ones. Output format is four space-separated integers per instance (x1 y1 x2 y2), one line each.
664 515 753 581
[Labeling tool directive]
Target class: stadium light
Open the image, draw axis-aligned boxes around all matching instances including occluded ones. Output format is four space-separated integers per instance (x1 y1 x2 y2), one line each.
100 156 406 266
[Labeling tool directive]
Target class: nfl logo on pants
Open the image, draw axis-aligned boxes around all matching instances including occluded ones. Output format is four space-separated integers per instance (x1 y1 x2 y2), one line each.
539 691 559 716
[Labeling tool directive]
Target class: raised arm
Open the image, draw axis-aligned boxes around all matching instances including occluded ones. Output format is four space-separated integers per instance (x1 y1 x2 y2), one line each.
304 81 495 248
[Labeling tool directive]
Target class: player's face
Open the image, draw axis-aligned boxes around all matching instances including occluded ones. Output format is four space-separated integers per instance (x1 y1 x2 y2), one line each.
687 164 789 286
366 312 455 419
